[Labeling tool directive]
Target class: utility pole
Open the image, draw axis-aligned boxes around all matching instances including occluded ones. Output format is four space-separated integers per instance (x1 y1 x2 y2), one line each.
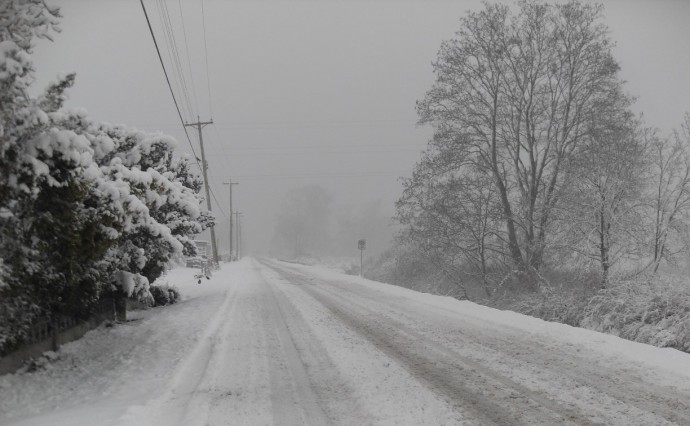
222 180 238 261
358 239 366 277
233 212 243 259
185 116 219 265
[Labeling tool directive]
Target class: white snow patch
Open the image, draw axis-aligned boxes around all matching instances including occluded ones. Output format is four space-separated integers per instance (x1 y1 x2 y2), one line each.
283 260 690 390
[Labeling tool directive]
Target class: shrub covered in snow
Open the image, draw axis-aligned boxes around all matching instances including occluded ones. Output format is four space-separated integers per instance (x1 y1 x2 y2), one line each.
149 284 181 307
581 273 690 352
497 286 594 327
372 243 690 353
366 245 474 300
489 268 602 326
0 1 211 354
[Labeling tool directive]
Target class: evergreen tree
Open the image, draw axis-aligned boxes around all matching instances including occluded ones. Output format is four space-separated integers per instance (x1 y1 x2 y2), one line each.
0 1 211 352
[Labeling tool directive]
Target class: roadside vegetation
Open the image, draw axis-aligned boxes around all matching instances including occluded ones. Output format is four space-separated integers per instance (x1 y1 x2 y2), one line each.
0 1 211 354
374 0 690 353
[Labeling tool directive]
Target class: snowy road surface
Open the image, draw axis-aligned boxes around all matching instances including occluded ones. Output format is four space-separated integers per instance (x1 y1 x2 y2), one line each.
2 258 690 425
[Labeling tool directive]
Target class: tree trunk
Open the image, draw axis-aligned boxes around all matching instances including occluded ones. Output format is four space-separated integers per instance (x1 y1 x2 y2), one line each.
479 248 492 298
494 173 524 268
598 208 610 289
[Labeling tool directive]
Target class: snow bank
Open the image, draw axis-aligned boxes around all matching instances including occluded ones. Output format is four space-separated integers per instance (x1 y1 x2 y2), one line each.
283 261 690 387
582 273 690 352
0 263 239 425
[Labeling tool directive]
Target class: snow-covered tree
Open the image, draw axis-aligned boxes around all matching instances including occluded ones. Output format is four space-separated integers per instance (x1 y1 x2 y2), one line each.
416 1 630 271
0 1 85 350
54 120 214 304
95 125 213 298
0 1 211 352
397 139 503 298
556 106 648 286
648 114 690 272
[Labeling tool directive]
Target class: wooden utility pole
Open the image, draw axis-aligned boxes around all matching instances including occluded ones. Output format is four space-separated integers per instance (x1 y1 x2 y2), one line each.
233 211 243 259
222 180 238 261
185 117 219 265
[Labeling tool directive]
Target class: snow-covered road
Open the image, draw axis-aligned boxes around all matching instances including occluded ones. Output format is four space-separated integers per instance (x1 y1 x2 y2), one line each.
2 258 690 425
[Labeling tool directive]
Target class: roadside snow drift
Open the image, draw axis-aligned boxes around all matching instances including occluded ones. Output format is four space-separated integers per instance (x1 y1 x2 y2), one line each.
1 258 689 426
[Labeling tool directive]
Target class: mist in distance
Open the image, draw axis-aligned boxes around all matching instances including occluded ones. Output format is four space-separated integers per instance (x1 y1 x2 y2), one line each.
29 0 690 261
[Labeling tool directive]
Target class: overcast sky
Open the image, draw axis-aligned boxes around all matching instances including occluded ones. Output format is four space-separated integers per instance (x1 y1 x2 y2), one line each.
32 0 690 256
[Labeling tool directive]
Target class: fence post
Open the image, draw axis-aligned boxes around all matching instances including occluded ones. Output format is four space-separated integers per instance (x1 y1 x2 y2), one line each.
114 293 127 322
51 319 58 351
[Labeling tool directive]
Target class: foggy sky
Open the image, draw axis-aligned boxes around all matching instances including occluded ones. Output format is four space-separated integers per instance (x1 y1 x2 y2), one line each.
31 0 690 257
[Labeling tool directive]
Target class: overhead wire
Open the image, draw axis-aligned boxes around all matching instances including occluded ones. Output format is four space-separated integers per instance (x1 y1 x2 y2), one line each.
205 126 232 218
209 185 228 218
157 0 195 120
165 0 196 118
142 0 227 221
210 171 411 181
139 0 228 228
200 0 213 118
139 0 202 166
122 118 418 131
211 119 417 129
210 123 234 162
177 0 200 114
153 0 189 120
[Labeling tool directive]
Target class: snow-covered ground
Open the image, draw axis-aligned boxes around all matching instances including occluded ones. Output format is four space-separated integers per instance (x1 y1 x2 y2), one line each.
2 258 689 425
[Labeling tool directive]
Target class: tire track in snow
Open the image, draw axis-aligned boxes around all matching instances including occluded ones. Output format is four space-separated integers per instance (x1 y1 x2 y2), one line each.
425 320 690 426
256 263 331 425
306 287 587 425
264 260 599 426
284 264 690 425
258 259 464 425
114 281 239 426
200 260 361 425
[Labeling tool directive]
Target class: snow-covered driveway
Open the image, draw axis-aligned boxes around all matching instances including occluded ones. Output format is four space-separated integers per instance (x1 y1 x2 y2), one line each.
2 258 690 425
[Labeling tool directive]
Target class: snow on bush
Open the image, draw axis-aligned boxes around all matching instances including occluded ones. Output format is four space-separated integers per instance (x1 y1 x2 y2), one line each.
371 244 690 353
0 1 211 354
582 274 690 352
504 286 593 327
149 284 181 307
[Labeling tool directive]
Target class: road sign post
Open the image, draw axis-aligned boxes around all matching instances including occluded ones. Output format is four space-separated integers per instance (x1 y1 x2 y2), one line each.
358 239 366 277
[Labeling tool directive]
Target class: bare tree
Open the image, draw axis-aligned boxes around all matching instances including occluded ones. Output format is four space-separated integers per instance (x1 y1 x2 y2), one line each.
397 139 503 298
649 114 690 272
557 108 648 287
416 1 630 271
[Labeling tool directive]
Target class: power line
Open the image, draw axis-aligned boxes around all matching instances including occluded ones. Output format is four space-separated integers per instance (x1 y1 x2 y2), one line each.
213 120 418 130
200 0 213 118
214 147 423 154
177 0 200 115
166 0 195 118
210 123 234 162
123 118 418 130
157 0 195 120
211 171 411 180
139 0 202 167
209 185 228 218
230 143 422 151
142 0 226 240
153 0 188 119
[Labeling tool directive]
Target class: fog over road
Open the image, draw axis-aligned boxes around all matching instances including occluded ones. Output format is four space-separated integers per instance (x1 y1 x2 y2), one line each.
3 259 690 426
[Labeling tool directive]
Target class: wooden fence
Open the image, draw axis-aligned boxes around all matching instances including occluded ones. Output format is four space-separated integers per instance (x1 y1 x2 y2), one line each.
0 298 116 375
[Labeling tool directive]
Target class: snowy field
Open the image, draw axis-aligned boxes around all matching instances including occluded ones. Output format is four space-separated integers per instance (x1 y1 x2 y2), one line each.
1 258 689 425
